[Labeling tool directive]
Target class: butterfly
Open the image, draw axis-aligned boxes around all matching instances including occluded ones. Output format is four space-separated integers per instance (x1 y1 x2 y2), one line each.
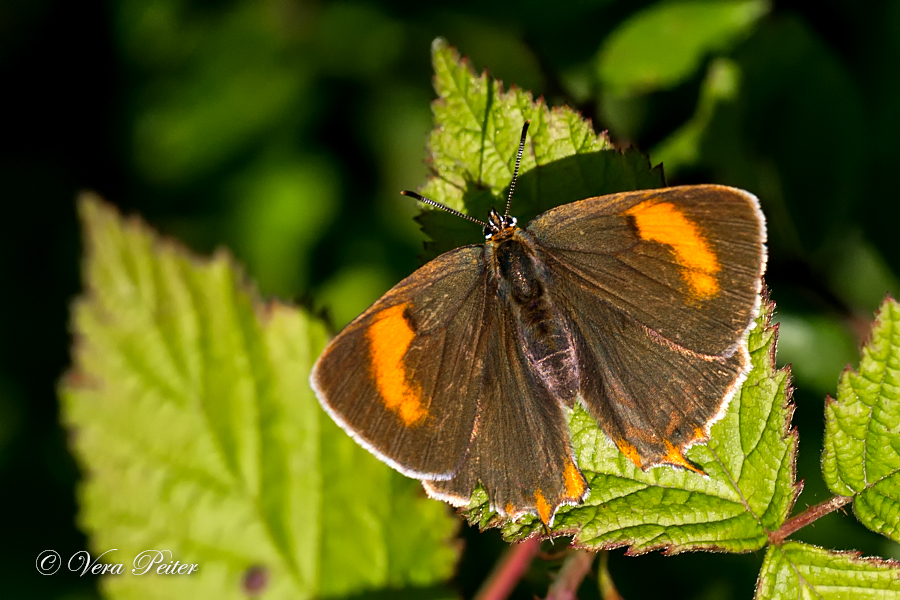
311 121 767 528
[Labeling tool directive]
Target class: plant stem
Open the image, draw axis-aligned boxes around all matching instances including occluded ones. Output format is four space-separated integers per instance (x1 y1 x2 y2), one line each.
545 550 596 600
474 536 541 600
769 495 853 545
597 551 624 600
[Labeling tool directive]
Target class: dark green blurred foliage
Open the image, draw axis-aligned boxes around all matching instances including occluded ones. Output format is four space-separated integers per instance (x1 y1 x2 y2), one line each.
4 0 899 598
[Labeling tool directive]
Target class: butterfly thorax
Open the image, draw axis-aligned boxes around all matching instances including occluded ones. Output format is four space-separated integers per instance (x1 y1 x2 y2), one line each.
488 229 580 405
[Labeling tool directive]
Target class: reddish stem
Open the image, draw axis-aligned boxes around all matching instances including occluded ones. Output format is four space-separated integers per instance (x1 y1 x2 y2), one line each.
597 551 624 600
769 495 853 545
474 536 541 600
545 550 596 600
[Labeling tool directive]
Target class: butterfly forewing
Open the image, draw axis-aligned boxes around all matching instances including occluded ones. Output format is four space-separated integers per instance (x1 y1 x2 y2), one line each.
529 185 766 469
527 185 766 357
311 245 490 479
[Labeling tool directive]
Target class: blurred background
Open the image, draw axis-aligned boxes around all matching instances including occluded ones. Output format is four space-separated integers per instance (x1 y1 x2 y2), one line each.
4 0 899 598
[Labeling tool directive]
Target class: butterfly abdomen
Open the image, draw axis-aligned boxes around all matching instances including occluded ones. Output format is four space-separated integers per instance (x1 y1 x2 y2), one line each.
490 231 579 404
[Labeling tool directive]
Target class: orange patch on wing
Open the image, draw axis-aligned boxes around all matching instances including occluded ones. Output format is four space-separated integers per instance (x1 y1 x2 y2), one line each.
663 441 705 475
616 440 644 469
626 200 720 299
534 489 552 526
367 304 427 426
563 459 586 499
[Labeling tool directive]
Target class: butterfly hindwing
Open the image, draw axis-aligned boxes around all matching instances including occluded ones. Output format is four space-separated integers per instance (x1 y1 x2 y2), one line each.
424 300 587 526
561 286 747 469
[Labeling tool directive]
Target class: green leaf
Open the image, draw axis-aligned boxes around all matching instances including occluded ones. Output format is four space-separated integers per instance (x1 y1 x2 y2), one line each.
464 299 799 553
596 0 769 96
417 39 665 261
756 541 900 599
823 297 900 543
60 195 458 599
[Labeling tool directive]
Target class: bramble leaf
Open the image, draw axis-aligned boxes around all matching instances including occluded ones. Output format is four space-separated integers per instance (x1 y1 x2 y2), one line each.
420 41 798 554
756 541 900 599
822 296 900 543
60 196 458 599
417 39 665 261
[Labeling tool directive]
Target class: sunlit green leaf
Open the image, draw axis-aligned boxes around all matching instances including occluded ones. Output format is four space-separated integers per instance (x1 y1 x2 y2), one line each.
61 195 458 599
823 297 900 543
419 39 664 260
756 542 900 599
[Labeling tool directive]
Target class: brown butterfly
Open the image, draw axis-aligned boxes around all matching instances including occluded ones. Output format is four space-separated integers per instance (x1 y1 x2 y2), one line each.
311 121 766 527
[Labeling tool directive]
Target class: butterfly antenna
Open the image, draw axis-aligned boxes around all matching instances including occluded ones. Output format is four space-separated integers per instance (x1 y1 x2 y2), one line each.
400 190 488 227
504 120 531 218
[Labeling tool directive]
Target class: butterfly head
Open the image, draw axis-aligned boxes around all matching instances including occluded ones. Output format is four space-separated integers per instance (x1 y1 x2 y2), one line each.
400 120 530 242
484 208 517 240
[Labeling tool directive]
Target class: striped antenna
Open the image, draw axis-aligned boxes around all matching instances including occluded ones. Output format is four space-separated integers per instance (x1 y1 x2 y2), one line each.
504 120 530 218
399 191 488 228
